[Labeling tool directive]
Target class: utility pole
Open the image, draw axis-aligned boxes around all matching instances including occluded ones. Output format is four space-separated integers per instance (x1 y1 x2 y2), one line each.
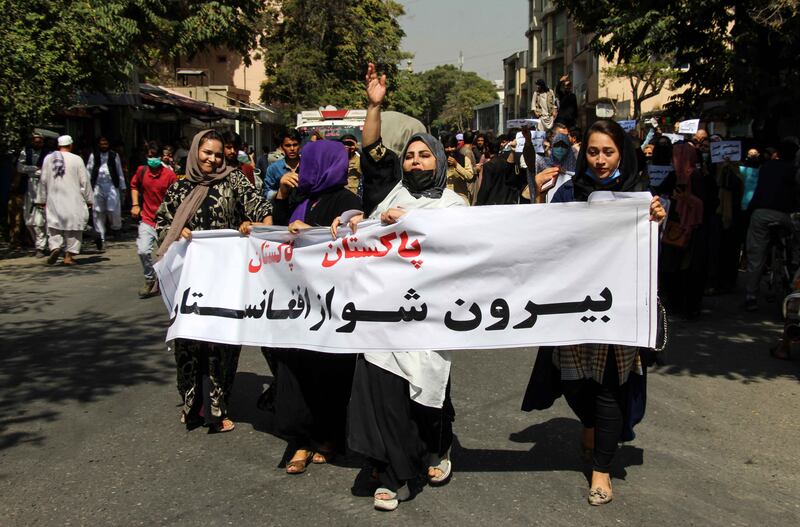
459 50 464 71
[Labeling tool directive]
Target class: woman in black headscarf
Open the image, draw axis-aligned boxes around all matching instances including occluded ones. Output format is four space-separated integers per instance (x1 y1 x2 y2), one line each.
523 119 665 505
330 64 465 512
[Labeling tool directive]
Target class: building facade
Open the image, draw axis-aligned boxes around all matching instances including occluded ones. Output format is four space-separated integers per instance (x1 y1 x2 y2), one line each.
503 51 529 123
526 0 680 127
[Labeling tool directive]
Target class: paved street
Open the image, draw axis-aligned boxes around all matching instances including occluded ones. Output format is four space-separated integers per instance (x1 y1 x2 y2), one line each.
1 232 799 526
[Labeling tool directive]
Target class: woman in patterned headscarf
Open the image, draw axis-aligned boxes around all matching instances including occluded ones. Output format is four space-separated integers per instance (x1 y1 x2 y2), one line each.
329 64 464 512
156 129 273 433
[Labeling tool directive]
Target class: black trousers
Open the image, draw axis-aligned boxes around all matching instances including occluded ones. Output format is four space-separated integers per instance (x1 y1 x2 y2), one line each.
348 357 454 491
561 348 626 474
270 349 355 453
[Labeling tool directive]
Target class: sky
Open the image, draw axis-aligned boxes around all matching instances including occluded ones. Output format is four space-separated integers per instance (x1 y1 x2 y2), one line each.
397 0 530 81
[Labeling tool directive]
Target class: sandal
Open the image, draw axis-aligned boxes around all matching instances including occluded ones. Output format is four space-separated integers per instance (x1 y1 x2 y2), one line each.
312 450 335 464
209 418 235 434
428 454 452 486
373 484 410 512
285 450 314 475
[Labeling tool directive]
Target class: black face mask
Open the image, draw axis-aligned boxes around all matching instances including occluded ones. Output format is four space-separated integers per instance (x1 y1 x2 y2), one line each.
402 169 437 194
743 156 760 168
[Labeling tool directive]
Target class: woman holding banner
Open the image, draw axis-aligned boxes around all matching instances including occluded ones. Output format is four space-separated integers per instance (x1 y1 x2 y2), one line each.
266 140 362 474
525 119 666 506
156 129 273 433
329 63 465 511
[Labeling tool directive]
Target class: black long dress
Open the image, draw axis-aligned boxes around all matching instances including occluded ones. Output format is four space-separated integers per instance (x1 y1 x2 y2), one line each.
265 188 362 454
349 139 456 492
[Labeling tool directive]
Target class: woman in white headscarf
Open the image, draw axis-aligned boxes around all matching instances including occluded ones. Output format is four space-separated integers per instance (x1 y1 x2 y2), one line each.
330 64 464 512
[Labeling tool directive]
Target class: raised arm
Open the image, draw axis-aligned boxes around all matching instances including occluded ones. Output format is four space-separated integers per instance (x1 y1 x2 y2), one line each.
362 63 386 148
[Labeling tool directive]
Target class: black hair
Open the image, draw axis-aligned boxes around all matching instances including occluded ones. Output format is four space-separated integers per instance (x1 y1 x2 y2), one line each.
651 136 673 165
476 133 487 142
442 134 458 149
584 119 626 155
484 139 500 156
280 129 302 143
463 131 474 144
340 134 358 143
569 126 582 141
572 119 642 201
146 140 160 154
199 130 224 147
221 131 242 150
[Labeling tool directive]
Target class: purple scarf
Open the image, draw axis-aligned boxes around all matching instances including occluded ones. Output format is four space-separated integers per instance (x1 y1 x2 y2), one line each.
289 140 349 223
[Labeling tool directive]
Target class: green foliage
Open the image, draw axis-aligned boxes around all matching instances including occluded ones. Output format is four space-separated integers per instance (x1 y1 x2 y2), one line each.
260 0 410 119
602 56 678 118
390 65 498 131
555 0 800 121
0 0 266 147
385 70 428 123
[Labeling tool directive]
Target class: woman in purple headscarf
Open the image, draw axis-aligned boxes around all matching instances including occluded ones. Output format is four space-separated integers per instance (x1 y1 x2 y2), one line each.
267 140 362 474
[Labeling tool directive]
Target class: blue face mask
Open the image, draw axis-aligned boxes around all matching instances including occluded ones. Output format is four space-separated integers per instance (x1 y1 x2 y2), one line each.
147 157 162 169
551 146 569 160
585 166 621 185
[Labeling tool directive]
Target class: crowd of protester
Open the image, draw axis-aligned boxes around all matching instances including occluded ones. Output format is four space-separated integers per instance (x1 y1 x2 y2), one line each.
3 62 800 511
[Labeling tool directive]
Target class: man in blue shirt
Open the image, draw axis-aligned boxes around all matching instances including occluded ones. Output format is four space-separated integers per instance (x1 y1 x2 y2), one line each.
263 130 301 200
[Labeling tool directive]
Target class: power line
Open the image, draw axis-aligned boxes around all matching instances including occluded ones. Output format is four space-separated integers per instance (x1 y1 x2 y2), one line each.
411 46 525 70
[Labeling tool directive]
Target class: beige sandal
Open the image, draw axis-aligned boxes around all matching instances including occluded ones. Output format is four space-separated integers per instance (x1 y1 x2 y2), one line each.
286 450 314 474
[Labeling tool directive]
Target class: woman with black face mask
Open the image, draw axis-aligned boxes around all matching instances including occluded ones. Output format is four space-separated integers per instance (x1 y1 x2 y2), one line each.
330 63 465 512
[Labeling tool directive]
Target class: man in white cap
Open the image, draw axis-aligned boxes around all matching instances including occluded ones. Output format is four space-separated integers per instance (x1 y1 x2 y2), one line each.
86 136 126 251
17 132 51 256
36 135 93 265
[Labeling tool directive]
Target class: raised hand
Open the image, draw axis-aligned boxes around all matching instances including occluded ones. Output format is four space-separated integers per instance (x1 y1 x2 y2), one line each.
365 63 387 107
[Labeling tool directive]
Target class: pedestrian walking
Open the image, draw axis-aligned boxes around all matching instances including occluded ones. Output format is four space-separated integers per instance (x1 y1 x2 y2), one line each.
36 135 93 266
330 63 464 512
17 132 51 256
155 129 273 433
130 141 177 299
87 137 126 251
525 119 665 506
261 140 362 475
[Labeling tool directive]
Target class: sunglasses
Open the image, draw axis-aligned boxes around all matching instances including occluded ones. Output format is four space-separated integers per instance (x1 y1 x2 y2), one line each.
342 141 357 147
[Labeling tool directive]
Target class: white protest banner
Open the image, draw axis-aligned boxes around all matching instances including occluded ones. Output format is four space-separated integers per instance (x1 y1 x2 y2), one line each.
514 131 546 154
710 140 742 163
507 118 539 130
155 194 658 353
617 120 637 132
648 165 673 187
678 119 700 134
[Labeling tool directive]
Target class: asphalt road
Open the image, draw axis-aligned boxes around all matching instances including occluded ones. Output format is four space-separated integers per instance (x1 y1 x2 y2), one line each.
1 234 799 526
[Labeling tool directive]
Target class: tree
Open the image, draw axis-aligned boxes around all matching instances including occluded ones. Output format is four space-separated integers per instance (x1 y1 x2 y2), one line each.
385 69 428 123
602 56 678 119
390 65 498 131
0 0 267 148
555 0 800 130
260 0 409 119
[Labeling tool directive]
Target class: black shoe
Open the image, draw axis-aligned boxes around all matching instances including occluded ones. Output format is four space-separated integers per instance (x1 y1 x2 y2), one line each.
46 249 60 265
35 249 47 258
95 239 105 252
